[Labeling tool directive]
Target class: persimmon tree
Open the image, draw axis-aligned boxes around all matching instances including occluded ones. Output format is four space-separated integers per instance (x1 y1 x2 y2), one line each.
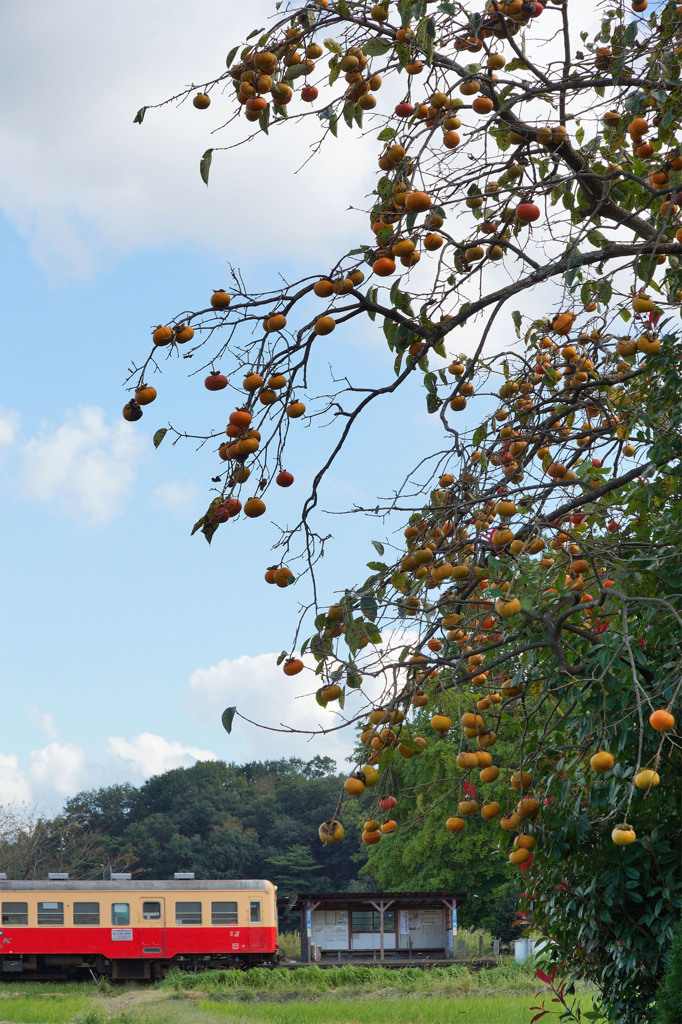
127 0 682 1018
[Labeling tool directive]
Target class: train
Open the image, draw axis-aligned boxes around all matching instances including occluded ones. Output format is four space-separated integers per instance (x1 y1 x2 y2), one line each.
0 877 279 980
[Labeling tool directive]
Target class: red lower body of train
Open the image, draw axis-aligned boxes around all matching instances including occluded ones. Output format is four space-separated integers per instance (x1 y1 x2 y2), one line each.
1 926 279 979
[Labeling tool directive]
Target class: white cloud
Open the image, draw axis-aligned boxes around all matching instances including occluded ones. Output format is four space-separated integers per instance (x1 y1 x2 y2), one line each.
0 408 20 447
150 480 201 514
186 650 393 766
0 753 33 806
19 405 146 523
106 733 217 779
28 707 59 740
1 732 219 810
0 1 374 280
28 742 86 797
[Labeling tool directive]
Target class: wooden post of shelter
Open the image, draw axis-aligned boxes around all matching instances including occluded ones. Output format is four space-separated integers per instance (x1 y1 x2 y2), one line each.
441 897 458 958
369 898 394 962
299 899 320 963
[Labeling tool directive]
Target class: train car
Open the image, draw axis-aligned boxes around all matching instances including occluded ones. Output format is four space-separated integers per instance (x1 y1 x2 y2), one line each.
0 878 278 980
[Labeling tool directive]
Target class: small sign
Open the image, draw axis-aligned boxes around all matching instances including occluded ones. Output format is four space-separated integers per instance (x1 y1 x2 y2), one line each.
306 909 312 938
111 928 133 941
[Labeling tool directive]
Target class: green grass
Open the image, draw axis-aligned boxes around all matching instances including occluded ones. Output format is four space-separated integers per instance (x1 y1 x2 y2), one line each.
194 993 569 1023
0 992 572 1024
0 964 584 1023
0 992 94 1023
164 961 539 996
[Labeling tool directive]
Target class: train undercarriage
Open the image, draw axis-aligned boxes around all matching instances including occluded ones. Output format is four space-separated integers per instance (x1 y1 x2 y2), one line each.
0 951 278 981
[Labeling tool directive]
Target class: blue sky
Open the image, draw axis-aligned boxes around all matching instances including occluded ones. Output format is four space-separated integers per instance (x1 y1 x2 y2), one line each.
0 0 457 811
0 0 559 813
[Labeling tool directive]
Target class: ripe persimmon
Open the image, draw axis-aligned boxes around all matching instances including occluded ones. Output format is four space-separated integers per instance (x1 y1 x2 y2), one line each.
649 709 675 732
229 409 252 430
211 289 231 309
590 751 614 772
205 372 228 391
314 315 336 335
552 312 576 335
175 324 194 344
135 386 157 405
287 401 306 418
193 92 211 109
612 825 636 846
405 191 432 213
373 256 396 276
283 657 304 676
152 325 173 346
446 816 466 832
318 820 344 844
516 202 541 223
122 401 143 422
635 769 660 789
244 496 266 518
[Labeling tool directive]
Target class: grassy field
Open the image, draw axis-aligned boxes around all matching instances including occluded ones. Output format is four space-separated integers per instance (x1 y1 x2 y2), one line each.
0 963 587 1024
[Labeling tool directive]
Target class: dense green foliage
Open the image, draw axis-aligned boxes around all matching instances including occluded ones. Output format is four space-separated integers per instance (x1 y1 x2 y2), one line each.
653 918 682 1024
1 759 358 896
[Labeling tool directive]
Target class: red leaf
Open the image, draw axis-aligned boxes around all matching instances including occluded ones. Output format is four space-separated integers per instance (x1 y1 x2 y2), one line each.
530 1012 549 1023
536 968 556 985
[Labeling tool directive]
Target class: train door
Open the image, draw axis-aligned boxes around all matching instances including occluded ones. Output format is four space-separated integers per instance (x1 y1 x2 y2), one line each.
139 897 166 957
247 898 262 949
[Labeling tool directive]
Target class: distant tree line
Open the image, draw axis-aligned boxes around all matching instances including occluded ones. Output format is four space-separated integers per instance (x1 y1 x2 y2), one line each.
0 756 517 934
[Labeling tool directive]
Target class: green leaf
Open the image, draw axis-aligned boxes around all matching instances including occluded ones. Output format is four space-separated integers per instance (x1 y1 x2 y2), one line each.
361 593 379 621
133 107 147 125
190 515 206 537
152 428 167 449
225 45 239 68
623 21 638 46
512 310 522 337
366 561 388 572
276 651 288 666
259 105 270 134
329 113 338 138
324 37 342 55
329 61 341 86
426 392 441 414
378 126 398 141
372 540 385 556
221 706 237 734
346 669 363 689
286 62 309 80
472 424 487 446
200 149 214 186
363 37 392 57
423 371 437 394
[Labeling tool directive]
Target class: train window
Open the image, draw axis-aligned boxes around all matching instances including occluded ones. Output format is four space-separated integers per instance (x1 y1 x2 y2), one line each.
37 901 64 925
250 900 261 924
2 902 28 925
73 902 100 926
211 901 238 925
175 901 202 925
142 901 161 920
112 903 130 926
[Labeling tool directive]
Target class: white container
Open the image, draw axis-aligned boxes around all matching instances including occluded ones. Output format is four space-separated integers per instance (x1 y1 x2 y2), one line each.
514 938 535 963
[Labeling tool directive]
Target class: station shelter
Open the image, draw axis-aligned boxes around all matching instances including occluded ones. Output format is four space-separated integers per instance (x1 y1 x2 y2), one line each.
282 890 467 963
